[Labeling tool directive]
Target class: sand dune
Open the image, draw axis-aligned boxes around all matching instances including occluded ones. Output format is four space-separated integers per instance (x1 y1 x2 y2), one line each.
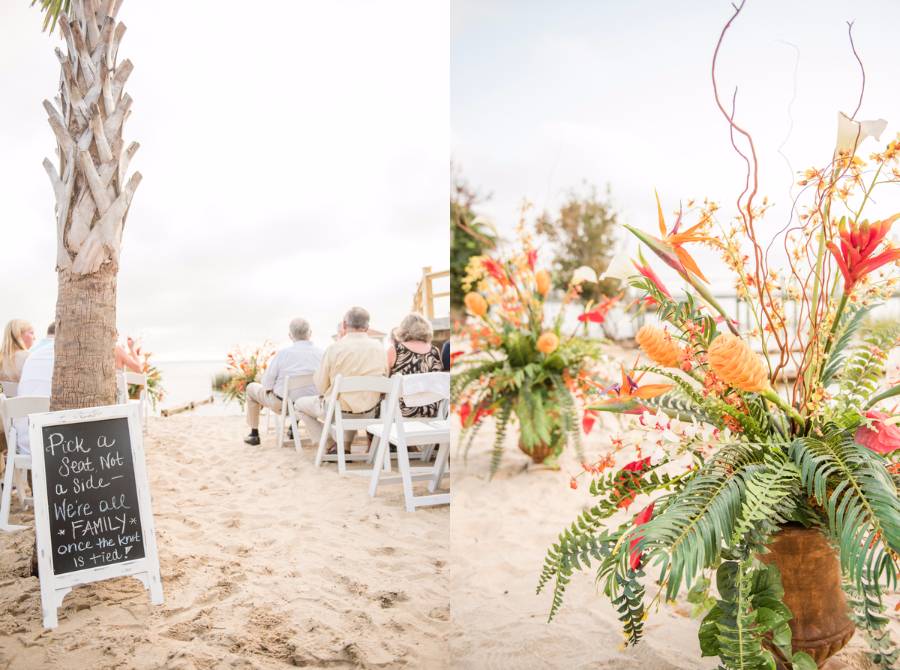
0 415 449 669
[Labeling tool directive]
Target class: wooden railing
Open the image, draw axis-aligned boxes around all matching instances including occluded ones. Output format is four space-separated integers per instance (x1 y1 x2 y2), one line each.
413 266 450 320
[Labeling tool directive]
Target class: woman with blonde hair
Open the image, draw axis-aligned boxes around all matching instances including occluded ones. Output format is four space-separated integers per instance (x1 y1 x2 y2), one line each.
387 313 444 418
0 319 35 382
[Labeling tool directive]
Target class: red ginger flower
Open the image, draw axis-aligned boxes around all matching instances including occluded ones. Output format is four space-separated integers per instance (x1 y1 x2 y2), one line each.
629 502 655 570
828 215 900 291
855 410 900 455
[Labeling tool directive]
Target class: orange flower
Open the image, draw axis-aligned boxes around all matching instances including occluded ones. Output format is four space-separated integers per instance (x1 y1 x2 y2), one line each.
536 332 559 354
535 269 552 296
654 191 710 282
635 325 684 368
707 333 770 393
464 292 488 317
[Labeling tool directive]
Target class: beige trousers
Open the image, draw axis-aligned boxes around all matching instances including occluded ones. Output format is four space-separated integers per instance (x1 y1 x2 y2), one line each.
245 382 284 429
294 395 377 450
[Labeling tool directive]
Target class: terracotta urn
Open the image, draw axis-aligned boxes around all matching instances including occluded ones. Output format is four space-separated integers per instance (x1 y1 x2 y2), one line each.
759 524 855 668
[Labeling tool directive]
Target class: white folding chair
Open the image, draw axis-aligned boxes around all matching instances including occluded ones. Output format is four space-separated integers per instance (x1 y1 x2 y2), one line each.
118 371 149 432
276 374 315 450
0 380 18 398
0 395 50 531
313 374 391 474
366 372 450 512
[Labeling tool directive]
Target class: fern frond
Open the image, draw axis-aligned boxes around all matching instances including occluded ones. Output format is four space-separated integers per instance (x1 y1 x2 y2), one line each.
821 305 872 385
731 449 801 544
790 431 900 591
489 404 512 477
639 442 764 599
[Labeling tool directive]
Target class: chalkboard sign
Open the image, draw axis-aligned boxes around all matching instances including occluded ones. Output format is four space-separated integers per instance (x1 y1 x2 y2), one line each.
29 404 163 629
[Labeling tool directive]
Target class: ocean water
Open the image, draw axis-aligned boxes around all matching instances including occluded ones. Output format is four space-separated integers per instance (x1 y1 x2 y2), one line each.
153 360 242 417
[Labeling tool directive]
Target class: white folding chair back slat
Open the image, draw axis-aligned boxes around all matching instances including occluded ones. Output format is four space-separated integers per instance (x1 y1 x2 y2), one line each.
278 374 315 450
1 395 50 531
0 380 18 398
118 371 149 431
313 375 392 474
366 373 450 512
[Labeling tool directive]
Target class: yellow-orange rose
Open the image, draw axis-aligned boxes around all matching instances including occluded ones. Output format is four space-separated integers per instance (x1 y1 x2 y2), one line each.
464 292 488 317
536 332 559 354
535 269 552 297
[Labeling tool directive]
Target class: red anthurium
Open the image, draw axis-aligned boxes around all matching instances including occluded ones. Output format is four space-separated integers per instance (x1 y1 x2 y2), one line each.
855 410 900 454
828 214 900 291
526 248 538 270
578 294 623 324
583 409 599 434
629 502 655 570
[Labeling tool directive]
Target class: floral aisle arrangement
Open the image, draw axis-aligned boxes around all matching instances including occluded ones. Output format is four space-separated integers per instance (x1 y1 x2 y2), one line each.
451 224 617 474
219 343 275 409
538 10 900 670
126 337 165 410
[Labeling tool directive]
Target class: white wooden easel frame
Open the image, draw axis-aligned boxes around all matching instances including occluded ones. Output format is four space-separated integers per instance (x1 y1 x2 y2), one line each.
28 403 164 629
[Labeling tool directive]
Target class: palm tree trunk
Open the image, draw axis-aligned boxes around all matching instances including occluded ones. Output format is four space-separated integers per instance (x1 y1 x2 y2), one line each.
42 0 140 412
50 266 118 410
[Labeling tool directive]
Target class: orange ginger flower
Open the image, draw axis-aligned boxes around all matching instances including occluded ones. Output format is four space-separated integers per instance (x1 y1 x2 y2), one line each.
464 292 488 317
635 325 684 368
536 332 559 354
535 269 552 296
707 333 770 393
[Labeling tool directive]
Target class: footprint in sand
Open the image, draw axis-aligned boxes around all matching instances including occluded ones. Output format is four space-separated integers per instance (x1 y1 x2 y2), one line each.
374 590 409 609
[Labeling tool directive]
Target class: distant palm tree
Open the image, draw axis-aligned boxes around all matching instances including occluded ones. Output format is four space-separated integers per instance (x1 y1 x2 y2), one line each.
33 0 141 410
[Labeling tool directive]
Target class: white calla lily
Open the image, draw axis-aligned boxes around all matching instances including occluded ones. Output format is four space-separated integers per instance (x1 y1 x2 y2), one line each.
571 265 598 285
598 252 633 282
835 111 887 156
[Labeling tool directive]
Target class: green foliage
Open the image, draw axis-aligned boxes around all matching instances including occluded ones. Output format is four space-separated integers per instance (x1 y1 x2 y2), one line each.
450 174 496 312
640 443 764 600
832 318 900 409
454 333 602 476
698 560 789 669
535 183 620 302
610 568 646 645
31 0 71 33
843 575 899 669
821 305 872 385
730 450 800 545
790 430 900 591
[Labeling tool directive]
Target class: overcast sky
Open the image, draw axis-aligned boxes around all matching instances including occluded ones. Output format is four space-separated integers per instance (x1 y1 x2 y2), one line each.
452 0 900 292
0 1 449 360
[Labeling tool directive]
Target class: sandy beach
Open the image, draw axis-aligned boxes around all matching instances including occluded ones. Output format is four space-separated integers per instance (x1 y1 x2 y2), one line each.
450 415 900 670
0 415 449 669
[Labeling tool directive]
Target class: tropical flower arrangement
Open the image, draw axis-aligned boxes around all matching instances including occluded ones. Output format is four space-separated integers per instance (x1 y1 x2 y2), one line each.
219 343 275 409
451 222 619 474
538 13 900 670
125 337 165 410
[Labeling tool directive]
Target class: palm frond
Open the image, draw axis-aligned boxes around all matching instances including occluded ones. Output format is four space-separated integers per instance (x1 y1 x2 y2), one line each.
31 0 71 33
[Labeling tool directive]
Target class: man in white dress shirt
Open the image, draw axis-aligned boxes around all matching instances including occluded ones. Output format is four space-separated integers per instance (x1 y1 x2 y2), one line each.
244 317 323 445
15 323 55 456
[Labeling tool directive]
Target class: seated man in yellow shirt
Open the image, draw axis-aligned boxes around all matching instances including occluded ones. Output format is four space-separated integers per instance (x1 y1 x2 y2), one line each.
295 307 387 452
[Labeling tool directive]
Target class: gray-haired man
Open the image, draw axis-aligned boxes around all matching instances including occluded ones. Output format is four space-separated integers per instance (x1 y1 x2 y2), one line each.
295 307 386 452
244 318 323 445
